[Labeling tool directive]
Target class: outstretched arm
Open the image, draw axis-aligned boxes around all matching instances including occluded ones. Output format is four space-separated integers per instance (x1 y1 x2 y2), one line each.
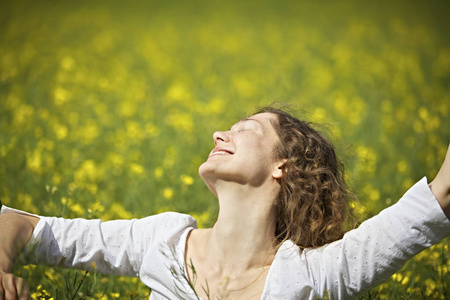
0 212 39 299
303 144 450 299
429 144 450 219
0 206 197 300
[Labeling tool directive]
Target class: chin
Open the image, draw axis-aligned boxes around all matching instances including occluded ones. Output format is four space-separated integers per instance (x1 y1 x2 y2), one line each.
198 163 218 197
198 161 208 177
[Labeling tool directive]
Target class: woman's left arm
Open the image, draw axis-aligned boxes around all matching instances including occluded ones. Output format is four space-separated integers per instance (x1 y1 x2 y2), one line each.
429 144 450 219
304 145 450 299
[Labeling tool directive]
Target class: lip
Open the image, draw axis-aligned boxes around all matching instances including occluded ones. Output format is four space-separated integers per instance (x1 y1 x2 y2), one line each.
209 147 234 158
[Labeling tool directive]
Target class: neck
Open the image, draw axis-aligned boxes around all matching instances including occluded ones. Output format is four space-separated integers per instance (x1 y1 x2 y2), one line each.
203 181 279 274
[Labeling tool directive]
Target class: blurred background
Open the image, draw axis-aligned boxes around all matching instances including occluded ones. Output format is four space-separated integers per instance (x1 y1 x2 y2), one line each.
1 0 449 298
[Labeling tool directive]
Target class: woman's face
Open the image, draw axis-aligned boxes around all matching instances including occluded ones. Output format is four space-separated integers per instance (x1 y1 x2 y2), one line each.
199 112 284 196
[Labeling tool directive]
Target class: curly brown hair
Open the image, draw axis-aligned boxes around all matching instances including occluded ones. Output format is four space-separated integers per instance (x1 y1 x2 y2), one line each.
254 106 354 249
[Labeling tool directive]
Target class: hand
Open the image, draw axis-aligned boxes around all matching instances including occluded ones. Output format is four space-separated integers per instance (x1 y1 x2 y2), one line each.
429 144 450 219
0 272 29 300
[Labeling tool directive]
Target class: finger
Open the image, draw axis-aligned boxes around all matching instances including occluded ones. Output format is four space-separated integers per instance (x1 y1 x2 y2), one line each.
0 277 4 300
430 145 450 219
438 144 450 173
2 274 17 300
16 277 29 300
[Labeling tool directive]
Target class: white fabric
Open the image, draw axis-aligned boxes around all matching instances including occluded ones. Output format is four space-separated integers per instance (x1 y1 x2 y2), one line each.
2 177 449 299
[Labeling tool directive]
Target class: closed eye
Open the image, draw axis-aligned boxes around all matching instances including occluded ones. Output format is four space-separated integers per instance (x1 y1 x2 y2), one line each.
229 125 247 132
229 118 259 132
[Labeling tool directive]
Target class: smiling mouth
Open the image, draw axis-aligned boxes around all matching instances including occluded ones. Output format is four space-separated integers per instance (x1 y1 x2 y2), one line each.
209 149 234 157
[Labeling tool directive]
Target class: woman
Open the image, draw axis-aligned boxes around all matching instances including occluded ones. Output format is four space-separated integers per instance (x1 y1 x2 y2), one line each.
1 107 449 299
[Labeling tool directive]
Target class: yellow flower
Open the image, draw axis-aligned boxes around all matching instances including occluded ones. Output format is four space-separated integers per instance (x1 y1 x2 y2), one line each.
181 174 194 186
44 270 55 280
392 272 409 284
167 112 194 133
88 201 105 214
418 107 429 120
75 160 99 182
312 108 326 123
166 82 191 102
130 163 144 175
190 211 211 228
349 201 366 217
154 166 164 179
109 202 133 219
349 97 365 125
53 87 70 105
61 56 75 70
204 98 224 114
402 179 414 191
425 116 440 131
70 202 85 216
437 264 448 276
17 193 38 214
397 160 408 173
333 95 347 116
96 293 108 300
356 146 377 174
108 153 124 168
52 173 61 185
362 184 380 202
424 278 437 296
14 104 34 125
23 265 36 272
26 149 42 174
79 120 100 144
54 123 68 140
126 121 144 139
163 188 174 200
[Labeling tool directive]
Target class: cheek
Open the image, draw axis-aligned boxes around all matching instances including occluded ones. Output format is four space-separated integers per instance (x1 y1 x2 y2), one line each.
253 146 276 164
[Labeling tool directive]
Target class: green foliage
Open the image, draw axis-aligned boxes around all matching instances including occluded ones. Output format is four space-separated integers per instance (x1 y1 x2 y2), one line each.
1 0 449 298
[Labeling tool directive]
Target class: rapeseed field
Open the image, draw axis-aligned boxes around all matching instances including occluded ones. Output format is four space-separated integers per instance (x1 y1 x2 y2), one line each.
1 0 449 298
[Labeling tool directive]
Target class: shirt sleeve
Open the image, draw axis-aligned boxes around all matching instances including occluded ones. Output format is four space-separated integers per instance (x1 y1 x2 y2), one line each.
0 206 197 277
302 177 450 299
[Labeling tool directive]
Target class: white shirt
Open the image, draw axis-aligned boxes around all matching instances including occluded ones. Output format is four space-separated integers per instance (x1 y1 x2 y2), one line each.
2 177 449 299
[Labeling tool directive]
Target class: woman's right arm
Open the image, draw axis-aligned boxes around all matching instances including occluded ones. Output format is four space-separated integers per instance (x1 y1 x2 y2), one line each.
0 212 39 299
0 206 197 299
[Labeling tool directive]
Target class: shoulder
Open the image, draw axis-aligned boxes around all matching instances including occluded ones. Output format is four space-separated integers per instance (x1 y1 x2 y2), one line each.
141 211 197 227
264 241 317 298
134 212 198 242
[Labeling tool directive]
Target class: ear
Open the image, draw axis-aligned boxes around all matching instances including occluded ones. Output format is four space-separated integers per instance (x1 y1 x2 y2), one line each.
272 160 286 179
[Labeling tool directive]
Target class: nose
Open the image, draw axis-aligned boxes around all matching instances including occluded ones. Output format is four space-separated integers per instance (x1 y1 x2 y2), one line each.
213 131 230 145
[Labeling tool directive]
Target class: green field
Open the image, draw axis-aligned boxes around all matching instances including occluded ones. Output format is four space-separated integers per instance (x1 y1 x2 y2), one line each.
1 0 449 298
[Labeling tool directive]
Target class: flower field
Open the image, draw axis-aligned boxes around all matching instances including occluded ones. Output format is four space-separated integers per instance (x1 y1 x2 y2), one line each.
1 0 449 298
